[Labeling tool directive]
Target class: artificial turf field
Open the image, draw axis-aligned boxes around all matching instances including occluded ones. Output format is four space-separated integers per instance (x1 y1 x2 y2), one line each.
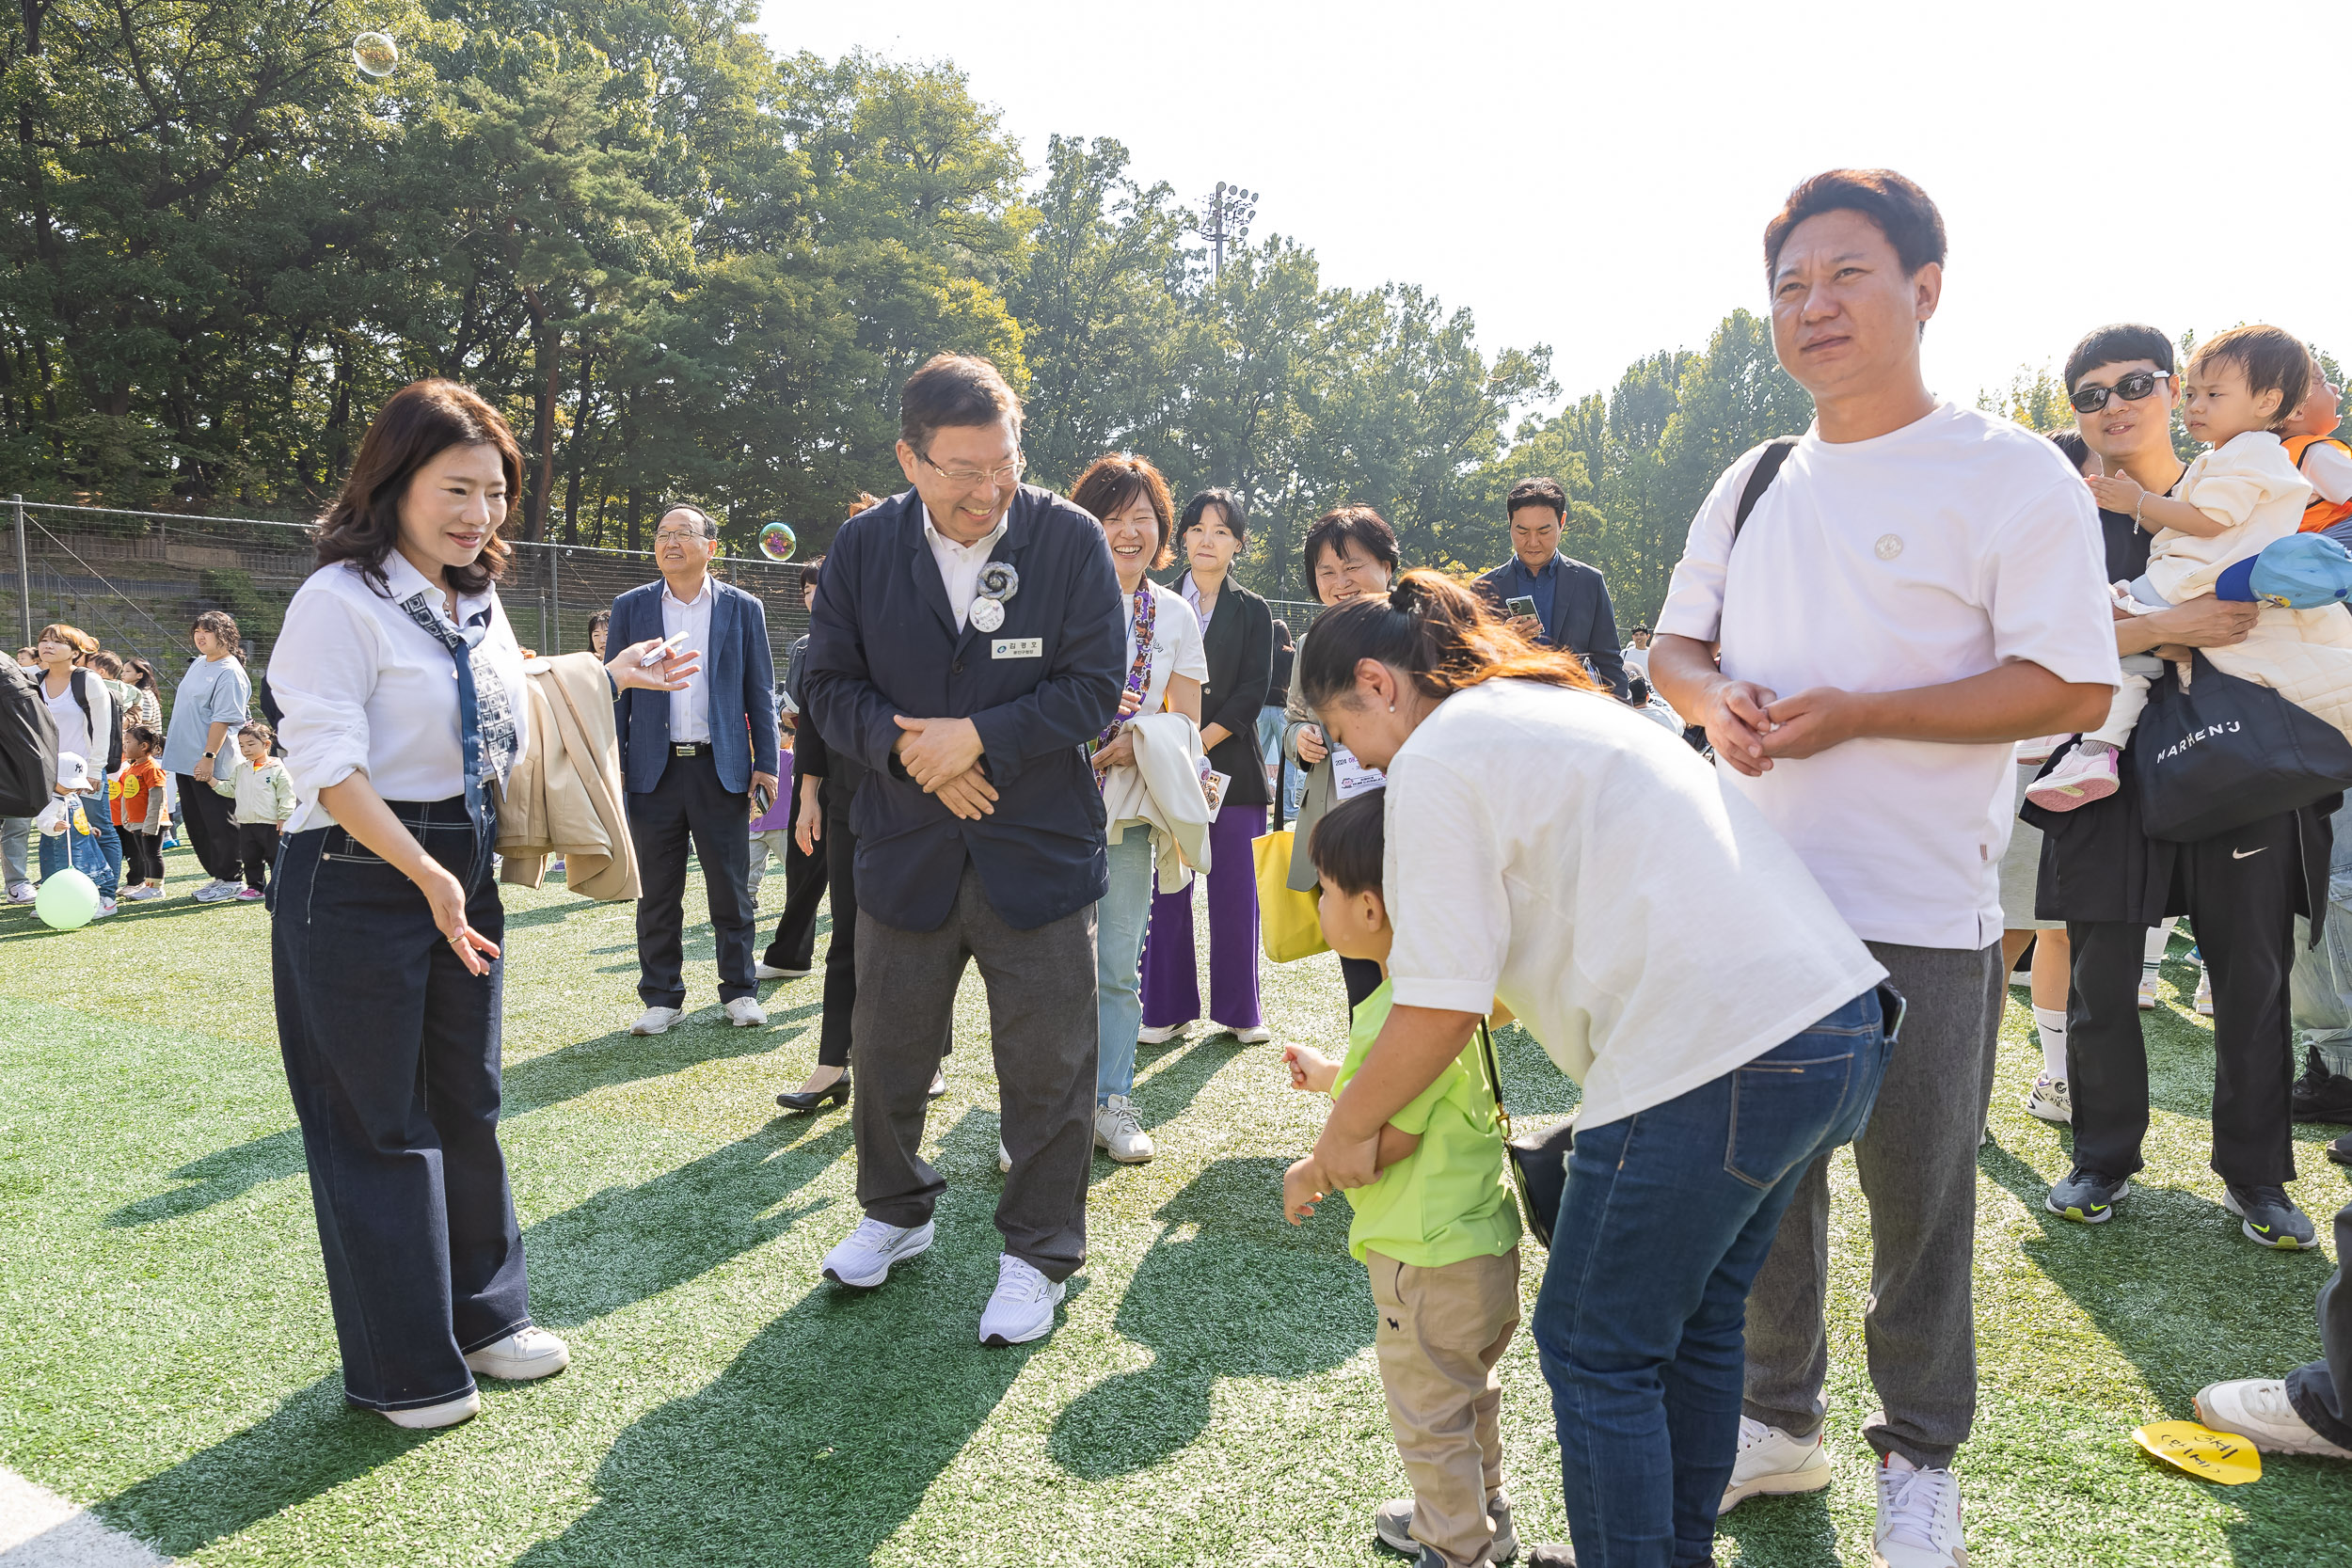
2 843 2346 1567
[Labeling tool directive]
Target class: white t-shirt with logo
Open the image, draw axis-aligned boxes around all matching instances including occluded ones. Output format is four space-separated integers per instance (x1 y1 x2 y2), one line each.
1123 581 1209 718
1655 402 2122 950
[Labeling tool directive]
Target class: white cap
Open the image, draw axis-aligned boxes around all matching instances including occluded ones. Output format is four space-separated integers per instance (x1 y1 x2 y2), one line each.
55 752 90 791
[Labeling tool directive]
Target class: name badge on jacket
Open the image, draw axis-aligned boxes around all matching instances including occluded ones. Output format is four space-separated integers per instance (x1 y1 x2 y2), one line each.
992 638 1043 659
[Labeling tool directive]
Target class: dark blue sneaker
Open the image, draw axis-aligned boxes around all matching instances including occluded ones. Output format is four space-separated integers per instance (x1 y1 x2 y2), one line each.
2223 1185 2316 1249
2045 1167 2129 1224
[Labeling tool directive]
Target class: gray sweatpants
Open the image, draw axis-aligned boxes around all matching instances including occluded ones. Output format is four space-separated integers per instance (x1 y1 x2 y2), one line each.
851 863 1099 1281
1742 940 2002 1469
1 816 27 889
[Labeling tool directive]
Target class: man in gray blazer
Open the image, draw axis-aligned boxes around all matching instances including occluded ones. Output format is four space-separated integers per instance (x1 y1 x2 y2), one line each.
612 504 780 1035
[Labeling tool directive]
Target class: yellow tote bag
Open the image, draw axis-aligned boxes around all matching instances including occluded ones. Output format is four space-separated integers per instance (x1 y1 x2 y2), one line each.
1254 829 1329 963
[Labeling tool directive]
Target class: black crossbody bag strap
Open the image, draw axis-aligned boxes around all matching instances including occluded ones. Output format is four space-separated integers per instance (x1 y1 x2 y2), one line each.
1730 436 1800 545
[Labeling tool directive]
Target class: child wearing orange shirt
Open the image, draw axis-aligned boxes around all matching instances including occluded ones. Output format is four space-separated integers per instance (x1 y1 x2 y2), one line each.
114 724 168 899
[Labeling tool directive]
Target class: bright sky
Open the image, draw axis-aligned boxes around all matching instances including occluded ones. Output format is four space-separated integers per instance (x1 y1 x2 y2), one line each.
761 1 2352 423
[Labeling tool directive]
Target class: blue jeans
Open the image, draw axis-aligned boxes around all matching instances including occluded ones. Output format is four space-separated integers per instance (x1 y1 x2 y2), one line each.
1256 705 1299 821
1096 827 1155 1102
38 791 120 899
2290 798 2352 1080
1536 990 1891 1568
272 798 528 1411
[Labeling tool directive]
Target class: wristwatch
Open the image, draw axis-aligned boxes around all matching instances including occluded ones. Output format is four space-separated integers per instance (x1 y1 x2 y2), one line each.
202 751 215 760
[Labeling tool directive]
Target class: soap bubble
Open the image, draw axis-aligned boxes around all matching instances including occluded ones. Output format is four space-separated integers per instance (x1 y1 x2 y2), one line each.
352 31 399 78
759 521 797 562
35 867 100 930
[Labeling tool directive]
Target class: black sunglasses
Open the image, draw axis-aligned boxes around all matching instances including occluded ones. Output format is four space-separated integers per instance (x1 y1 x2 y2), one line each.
2069 370 2170 415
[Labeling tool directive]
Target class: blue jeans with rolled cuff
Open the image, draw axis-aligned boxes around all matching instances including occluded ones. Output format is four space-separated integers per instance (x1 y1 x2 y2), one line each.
271 797 530 1412
1096 827 1155 1102
1535 990 1892 1568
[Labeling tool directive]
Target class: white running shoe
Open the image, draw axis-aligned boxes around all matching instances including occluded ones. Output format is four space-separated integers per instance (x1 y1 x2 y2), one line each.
2022 1073 2072 1124
821 1216 933 1289
997 1140 1012 1175
193 878 242 903
2194 969 2215 1017
380 1389 481 1430
119 884 162 901
5 880 34 904
91 897 118 918
978 1253 1065 1347
1720 1418 1833 1513
2195 1378 2352 1459
723 996 768 1028
1871 1453 1964 1568
630 1006 685 1036
1217 1022 1274 1045
754 961 810 980
2025 744 2118 811
1136 1022 1188 1045
464 1325 570 1381
1094 1096 1154 1163
2137 972 2159 1009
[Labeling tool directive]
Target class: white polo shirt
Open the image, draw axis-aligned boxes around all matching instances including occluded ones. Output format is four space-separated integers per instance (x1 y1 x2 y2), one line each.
1655 402 2122 949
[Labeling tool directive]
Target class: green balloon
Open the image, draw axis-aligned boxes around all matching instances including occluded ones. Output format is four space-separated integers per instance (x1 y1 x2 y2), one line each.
35 866 101 930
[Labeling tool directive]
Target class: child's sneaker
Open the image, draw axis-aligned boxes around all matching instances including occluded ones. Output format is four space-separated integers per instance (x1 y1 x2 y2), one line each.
2137 972 2158 1009
2026 745 2119 811
2194 968 2214 1017
91 897 118 918
2022 1073 2071 1124
119 884 162 901
235 886 265 901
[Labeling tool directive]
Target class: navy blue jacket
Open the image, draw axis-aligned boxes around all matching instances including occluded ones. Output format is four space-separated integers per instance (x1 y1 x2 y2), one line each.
803 486 1123 932
611 577 780 796
1475 553 1629 699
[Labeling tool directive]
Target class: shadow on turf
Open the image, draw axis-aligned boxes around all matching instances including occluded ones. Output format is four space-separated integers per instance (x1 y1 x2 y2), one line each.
1051 1154 1369 1479
103 1002 822 1227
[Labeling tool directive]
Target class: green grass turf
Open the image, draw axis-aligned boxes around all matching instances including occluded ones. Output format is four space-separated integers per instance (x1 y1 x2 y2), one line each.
2 843 2347 1565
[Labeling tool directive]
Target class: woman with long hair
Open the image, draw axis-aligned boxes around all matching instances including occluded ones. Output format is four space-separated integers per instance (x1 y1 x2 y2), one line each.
268 378 694 1429
1286 570 1892 1568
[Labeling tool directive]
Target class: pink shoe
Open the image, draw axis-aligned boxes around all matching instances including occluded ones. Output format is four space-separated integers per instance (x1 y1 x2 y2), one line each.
235 886 265 901
2026 745 2119 812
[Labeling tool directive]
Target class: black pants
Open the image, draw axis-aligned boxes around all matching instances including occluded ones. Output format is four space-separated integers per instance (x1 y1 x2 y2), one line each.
272 798 527 1410
120 828 165 884
762 762 830 974
236 821 282 891
2287 1198 2352 1448
174 770 239 882
2067 810 2299 1187
628 749 756 1009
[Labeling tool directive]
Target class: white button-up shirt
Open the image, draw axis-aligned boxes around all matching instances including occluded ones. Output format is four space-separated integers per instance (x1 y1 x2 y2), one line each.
660 574 716 743
1179 569 1214 629
923 503 1010 631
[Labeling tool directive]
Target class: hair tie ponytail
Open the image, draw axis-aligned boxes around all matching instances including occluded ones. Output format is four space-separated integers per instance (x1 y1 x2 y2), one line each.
1388 579 1417 615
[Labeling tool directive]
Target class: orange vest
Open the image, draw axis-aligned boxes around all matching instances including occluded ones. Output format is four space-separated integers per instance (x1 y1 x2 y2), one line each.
2287 433 2352 532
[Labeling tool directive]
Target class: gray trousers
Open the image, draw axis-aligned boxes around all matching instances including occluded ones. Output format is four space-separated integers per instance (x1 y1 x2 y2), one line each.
851 863 1098 1281
1743 940 2001 1469
1 816 27 888
2289 798 2352 1081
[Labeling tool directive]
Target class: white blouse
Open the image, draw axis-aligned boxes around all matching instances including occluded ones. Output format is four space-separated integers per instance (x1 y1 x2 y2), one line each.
268 551 530 834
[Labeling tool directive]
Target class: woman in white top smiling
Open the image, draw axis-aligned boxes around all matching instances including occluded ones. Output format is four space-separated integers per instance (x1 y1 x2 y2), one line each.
268 380 694 1432
1072 453 1209 1164
1286 571 1892 1568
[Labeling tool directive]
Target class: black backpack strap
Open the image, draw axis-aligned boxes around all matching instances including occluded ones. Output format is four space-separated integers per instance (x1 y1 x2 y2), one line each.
1731 436 1799 544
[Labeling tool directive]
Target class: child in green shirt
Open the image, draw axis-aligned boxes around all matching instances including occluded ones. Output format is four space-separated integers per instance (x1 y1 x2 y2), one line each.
1282 790 1522 1568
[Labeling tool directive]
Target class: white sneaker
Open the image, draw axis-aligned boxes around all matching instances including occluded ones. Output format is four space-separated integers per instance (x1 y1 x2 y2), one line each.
2137 972 2159 1009
630 1006 685 1036
2022 1073 2071 1124
1094 1096 1155 1163
723 996 768 1027
5 880 34 904
91 898 118 918
1872 1453 1964 1568
997 1140 1013 1175
755 961 811 980
821 1215 934 1289
1720 1418 1833 1513
1136 1022 1188 1045
464 1325 570 1381
119 884 162 901
380 1389 481 1430
2195 1378 2352 1459
1216 1022 1273 1045
193 878 241 903
2194 969 2215 1017
978 1253 1065 1347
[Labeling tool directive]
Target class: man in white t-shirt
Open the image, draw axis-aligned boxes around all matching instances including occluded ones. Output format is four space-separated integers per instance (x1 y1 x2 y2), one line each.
1651 169 2120 1568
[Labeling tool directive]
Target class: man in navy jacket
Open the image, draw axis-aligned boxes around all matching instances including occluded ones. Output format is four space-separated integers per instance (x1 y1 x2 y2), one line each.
803 353 1122 1348
611 504 780 1035
1475 475 1630 699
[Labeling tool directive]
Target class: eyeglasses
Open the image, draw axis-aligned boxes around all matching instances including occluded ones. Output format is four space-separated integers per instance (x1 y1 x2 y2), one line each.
2069 370 2170 415
653 527 710 546
915 449 1025 488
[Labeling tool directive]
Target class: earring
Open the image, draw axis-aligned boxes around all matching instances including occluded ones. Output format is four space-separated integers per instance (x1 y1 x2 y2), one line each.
1387 703 1394 714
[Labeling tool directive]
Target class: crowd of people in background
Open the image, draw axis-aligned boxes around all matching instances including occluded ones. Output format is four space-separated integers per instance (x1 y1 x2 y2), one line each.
9 163 2352 1568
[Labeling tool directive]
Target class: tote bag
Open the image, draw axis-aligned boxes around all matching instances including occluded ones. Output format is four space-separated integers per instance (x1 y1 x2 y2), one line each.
1253 829 1329 963
2134 651 2352 843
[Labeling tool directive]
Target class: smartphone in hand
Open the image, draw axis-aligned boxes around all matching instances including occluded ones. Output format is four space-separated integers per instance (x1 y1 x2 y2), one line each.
639 631 690 667
1506 595 1537 619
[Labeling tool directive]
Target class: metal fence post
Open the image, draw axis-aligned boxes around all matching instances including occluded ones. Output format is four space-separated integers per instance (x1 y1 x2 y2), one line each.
12 494 28 647
550 543 561 655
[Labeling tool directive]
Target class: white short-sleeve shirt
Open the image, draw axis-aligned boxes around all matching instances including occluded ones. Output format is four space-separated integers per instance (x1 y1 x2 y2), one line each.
1655 402 2122 949
1383 678 1886 1129
1124 580 1208 715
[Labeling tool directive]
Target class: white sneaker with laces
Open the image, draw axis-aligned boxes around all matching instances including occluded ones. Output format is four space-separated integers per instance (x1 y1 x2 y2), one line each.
2195 1378 2352 1459
2194 969 2215 1017
1871 1453 1963 1568
119 884 162 901
755 961 810 980
1217 1022 1273 1044
380 1389 481 1430
997 1140 1012 1174
723 996 768 1027
630 1005 685 1036
193 878 241 903
8 879 37 904
464 1325 570 1381
2022 1073 2071 1124
978 1253 1065 1347
821 1215 933 1289
2137 972 2159 1009
1136 1022 1187 1045
1720 1417 1833 1513
92 897 118 917
1094 1096 1155 1163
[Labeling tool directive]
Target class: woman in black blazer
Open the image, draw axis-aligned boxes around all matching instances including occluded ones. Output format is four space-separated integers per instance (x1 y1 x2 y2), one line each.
1138 490 1276 1044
